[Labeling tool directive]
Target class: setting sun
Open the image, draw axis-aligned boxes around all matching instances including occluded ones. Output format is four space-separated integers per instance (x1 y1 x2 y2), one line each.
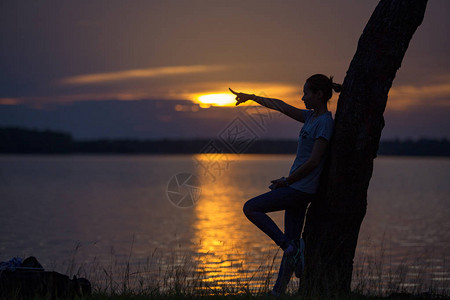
196 93 236 107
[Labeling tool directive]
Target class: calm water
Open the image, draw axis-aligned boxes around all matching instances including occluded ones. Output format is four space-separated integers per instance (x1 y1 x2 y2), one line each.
0 154 449 293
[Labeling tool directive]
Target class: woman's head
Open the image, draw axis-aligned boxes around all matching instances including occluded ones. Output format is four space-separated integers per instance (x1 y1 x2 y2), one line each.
304 74 342 104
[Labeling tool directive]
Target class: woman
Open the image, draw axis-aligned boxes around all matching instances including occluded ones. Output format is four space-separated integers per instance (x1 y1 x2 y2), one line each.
230 74 342 296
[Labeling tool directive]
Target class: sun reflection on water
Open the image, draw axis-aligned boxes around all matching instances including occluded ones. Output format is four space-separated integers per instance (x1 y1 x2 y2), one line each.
191 154 282 291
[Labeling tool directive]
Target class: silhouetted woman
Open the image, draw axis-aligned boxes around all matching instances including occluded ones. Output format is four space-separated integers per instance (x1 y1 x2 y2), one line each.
230 74 342 296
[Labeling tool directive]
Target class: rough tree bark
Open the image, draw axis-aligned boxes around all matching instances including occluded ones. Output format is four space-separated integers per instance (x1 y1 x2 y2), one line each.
301 0 428 296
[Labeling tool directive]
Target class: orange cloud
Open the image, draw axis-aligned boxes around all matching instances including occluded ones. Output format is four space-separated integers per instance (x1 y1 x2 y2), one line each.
59 65 227 85
0 98 20 105
179 81 302 106
388 82 450 110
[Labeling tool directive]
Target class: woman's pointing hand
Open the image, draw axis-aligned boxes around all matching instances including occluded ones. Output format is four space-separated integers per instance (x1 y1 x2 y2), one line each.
229 88 255 106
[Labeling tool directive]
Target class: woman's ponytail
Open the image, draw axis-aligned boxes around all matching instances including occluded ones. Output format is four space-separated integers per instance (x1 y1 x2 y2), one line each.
331 82 342 93
329 76 342 93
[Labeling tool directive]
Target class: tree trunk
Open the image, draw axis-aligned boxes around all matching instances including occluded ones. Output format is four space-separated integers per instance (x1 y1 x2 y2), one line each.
301 0 428 296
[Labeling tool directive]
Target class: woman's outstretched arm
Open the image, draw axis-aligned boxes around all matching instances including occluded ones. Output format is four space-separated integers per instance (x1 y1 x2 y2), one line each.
229 88 305 123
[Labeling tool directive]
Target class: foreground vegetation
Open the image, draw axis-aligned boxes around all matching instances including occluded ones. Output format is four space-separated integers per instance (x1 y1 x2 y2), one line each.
49 243 447 300
88 292 448 300
3 244 448 299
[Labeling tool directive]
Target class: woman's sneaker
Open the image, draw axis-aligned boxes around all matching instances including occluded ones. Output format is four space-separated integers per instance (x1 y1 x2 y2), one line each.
272 239 304 295
272 252 295 296
294 238 305 278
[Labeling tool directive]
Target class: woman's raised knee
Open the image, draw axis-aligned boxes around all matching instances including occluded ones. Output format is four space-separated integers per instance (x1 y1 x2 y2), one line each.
243 200 253 217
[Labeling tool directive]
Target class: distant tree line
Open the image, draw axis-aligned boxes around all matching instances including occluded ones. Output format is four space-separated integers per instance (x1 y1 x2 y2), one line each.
0 127 73 153
378 138 450 156
1 127 449 156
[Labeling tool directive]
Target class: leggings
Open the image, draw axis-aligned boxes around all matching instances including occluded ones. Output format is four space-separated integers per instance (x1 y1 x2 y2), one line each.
243 187 315 250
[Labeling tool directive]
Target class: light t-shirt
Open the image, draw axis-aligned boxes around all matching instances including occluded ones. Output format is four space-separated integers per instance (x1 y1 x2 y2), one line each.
289 110 334 194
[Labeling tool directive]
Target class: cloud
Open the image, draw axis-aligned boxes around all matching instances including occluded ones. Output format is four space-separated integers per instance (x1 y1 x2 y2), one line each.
0 98 20 105
59 65 228 85
3 80 303 109
0 92 154 107
177 81 302 105
388 82 450 110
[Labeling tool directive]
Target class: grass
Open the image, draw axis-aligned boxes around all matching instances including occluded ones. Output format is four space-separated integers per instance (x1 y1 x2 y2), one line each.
4 240 448 299
351 237 449 298
50 240 448 300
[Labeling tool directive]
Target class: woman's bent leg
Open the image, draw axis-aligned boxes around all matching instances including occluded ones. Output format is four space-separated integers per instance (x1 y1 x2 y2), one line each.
243 187 309 250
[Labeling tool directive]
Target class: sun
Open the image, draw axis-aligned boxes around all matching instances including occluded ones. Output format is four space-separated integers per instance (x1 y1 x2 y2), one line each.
196 93 236 107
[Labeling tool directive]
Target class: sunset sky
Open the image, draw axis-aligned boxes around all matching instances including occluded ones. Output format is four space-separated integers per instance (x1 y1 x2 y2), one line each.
1 1 449 140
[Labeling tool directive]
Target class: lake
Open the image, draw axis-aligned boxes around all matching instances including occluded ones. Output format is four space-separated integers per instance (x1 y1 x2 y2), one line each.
0 154 449 294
